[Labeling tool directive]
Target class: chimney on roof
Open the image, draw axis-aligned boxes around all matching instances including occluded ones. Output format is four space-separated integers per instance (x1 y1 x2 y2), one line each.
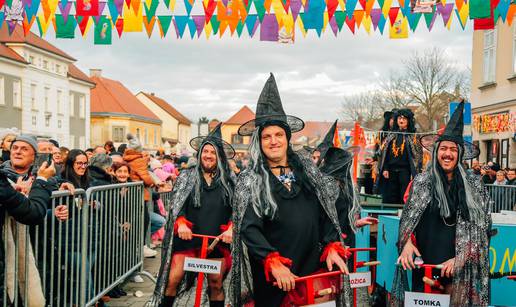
89 69 102 77
151 92 155 96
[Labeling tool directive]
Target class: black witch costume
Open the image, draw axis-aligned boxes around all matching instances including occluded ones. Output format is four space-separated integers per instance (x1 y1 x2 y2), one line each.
319 146 362 250
148 123 235 307
303 119 338 166
377 109 422 204
229 74 352 307
390 102 491 307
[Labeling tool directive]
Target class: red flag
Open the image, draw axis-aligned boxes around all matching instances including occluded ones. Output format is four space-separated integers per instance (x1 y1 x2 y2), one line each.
473 0 497 30
388 7 400 26
76 0 100 16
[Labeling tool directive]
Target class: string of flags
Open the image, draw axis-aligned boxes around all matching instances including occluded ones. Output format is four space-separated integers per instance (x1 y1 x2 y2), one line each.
1 0 515 44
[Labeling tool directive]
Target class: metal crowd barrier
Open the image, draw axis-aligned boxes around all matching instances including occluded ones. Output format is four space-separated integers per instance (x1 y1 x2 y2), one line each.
2 182 146 307
158 190 173 213
486 184 516 213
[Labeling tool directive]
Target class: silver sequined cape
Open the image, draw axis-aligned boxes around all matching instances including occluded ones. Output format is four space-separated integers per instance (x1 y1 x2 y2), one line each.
390 171 491 307
228 152 352 307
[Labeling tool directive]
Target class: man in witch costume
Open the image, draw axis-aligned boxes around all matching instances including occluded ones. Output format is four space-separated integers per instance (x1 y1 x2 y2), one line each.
229 74 352 307
377 109 422 204
303 120 338 166
319 147 378 251
149 123 235 307
391 101 491 306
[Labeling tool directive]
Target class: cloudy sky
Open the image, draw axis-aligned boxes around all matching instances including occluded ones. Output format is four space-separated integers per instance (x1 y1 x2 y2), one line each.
46 7 473 124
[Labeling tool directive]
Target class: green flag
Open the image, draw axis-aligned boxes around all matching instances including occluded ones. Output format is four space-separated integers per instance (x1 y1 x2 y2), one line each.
55 14 76 38
469 0 491 19
94 16 112 45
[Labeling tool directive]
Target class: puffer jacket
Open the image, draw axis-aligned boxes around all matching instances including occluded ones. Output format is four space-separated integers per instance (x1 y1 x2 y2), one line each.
123 149 154 201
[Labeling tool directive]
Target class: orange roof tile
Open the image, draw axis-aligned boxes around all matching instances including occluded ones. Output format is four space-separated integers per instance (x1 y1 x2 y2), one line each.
90 76 161 122
68 64 95 85
225 105 255 125
141 92 191 125
0 43 27 64
0 25 75 61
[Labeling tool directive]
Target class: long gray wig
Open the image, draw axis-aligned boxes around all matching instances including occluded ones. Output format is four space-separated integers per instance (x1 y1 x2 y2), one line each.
191 141 234 208
430 142 484 223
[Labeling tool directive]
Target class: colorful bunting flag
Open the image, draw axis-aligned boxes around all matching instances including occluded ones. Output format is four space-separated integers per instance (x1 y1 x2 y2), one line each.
94 15 112 44
390 11 408 38
54 14 77 38
157 15 173 37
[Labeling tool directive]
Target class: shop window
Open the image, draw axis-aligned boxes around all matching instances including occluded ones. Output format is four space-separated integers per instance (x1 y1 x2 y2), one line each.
483 30 497 83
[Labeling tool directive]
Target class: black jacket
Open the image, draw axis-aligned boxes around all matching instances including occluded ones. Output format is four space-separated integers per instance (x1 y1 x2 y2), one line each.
88 166 114 187
0 172 52 298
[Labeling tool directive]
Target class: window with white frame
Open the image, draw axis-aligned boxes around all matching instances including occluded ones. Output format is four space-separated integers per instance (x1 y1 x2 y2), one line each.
483 30 497 83
29 55 34 64
43 60 48 70
31 116 36 126
0 76 4 105
57 90 63 114
44 87 50 111
69 93 75 117
56 64 61 74
79 96 85 118
31 84 37 110
113 127 125 142
12 80 21 108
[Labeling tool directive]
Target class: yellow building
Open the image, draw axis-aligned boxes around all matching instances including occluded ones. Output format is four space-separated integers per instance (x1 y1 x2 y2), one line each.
219 105 255 156
471 21 516 168
89 69 162 150
135 92 192 151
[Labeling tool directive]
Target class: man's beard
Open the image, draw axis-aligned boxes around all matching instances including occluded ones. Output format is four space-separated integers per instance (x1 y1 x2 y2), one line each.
201 160 217 173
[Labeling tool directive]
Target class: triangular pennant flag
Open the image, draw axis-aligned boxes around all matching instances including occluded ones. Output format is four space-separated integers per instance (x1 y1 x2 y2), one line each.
358 0 366 9
54 14 76 38
210 15 220 33
302 0 324 31
328 15 338 35
228 15 239 34
354 9 364 28
219 19 228 36
370 8 381 30
407 11 422 31
125 0 131 9
183 0 193 15
186 17 195 38
76 15 90 35
437 2 454 26
345 15 355 33
76 0 100 17
7 20 17 35
41 0 58 21
123 0 143 32
254 0 266 21
497 0 510 22
0 12 5 28
388 7 399 25
22 14 36 35
424 11 437 31
144 0 159 22
143 15 155 36
455 0 464 11
94 15 112 44
365 0 374 15
345 0 358 19
455 2 469 29
469 0 491 19
327 0 338 21
58 1 72 24
192 15 204 36
260 13 278 41
202 0 216 23
508 4 516 25
204 19 212 38
157 15 173 37
131 0 142 15
236 19 244 36
0 0 5 10
297 13 307 37
93 2 107 23
24 0 40 23
115 18 123 36
363 14 372 33
377 13 387 34
174 15 188 37
263 0 272 13
334 10 345 31
245 14 257 33
290 0 302 20
108 0 121 22
36 14 52 36
382 0 393 16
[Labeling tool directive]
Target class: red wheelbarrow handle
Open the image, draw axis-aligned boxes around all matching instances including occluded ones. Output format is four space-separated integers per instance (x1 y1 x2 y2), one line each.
272 270 344 286
508 276 516 280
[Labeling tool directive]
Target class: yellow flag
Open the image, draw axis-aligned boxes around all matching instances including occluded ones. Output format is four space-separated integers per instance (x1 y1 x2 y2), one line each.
389 11 408 39
204 21 213 39
457 2 469 29
168 0 176 11
83 17 94 37
363 15 372 34
296 16 307 37
382 0 393 16
282 12 294 35
42 0 59 20
338 0 345 11
37 14 52 36
123 1 143 32
322 11 329 32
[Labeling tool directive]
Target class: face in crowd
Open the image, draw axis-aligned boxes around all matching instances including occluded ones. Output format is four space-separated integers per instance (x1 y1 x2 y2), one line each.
38 141 53 153
10 141 36 170
115 165 130 183
311 150 321 165
397 115 408 130
260 125 288 164
73 154 88 177
52 146 63 164
507 169 516 181
200 144 217 173
1 134 16 151
496 171 506 183
437 141 459 177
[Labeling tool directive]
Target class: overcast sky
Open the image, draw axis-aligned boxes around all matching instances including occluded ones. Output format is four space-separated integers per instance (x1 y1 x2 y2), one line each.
46 7 473 124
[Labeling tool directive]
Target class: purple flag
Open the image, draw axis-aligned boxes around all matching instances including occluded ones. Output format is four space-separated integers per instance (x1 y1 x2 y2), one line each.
115 0 124 14
93 2 107 24
192 15 205 37
58 1 72 23
370 8 382 31
329 15 338 36
437 2 454 26
290 0 302 20
260 14 278 41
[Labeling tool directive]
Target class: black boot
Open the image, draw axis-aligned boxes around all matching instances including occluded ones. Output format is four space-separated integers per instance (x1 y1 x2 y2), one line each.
209 301 224 307
160 296 175 307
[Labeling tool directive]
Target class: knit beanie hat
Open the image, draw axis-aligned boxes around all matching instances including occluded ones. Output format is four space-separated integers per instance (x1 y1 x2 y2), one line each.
11 134 38 153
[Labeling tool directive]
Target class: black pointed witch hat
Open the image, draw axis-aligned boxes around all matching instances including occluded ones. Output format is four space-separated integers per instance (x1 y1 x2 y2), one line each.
302 120 339 157
238 73 305 136
420 101 479 160
190 122 235 158
319 146 361 181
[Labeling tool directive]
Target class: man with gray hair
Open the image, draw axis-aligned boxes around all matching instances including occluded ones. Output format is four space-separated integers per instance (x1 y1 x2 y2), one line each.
88 153 114 187
391 101 491 306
